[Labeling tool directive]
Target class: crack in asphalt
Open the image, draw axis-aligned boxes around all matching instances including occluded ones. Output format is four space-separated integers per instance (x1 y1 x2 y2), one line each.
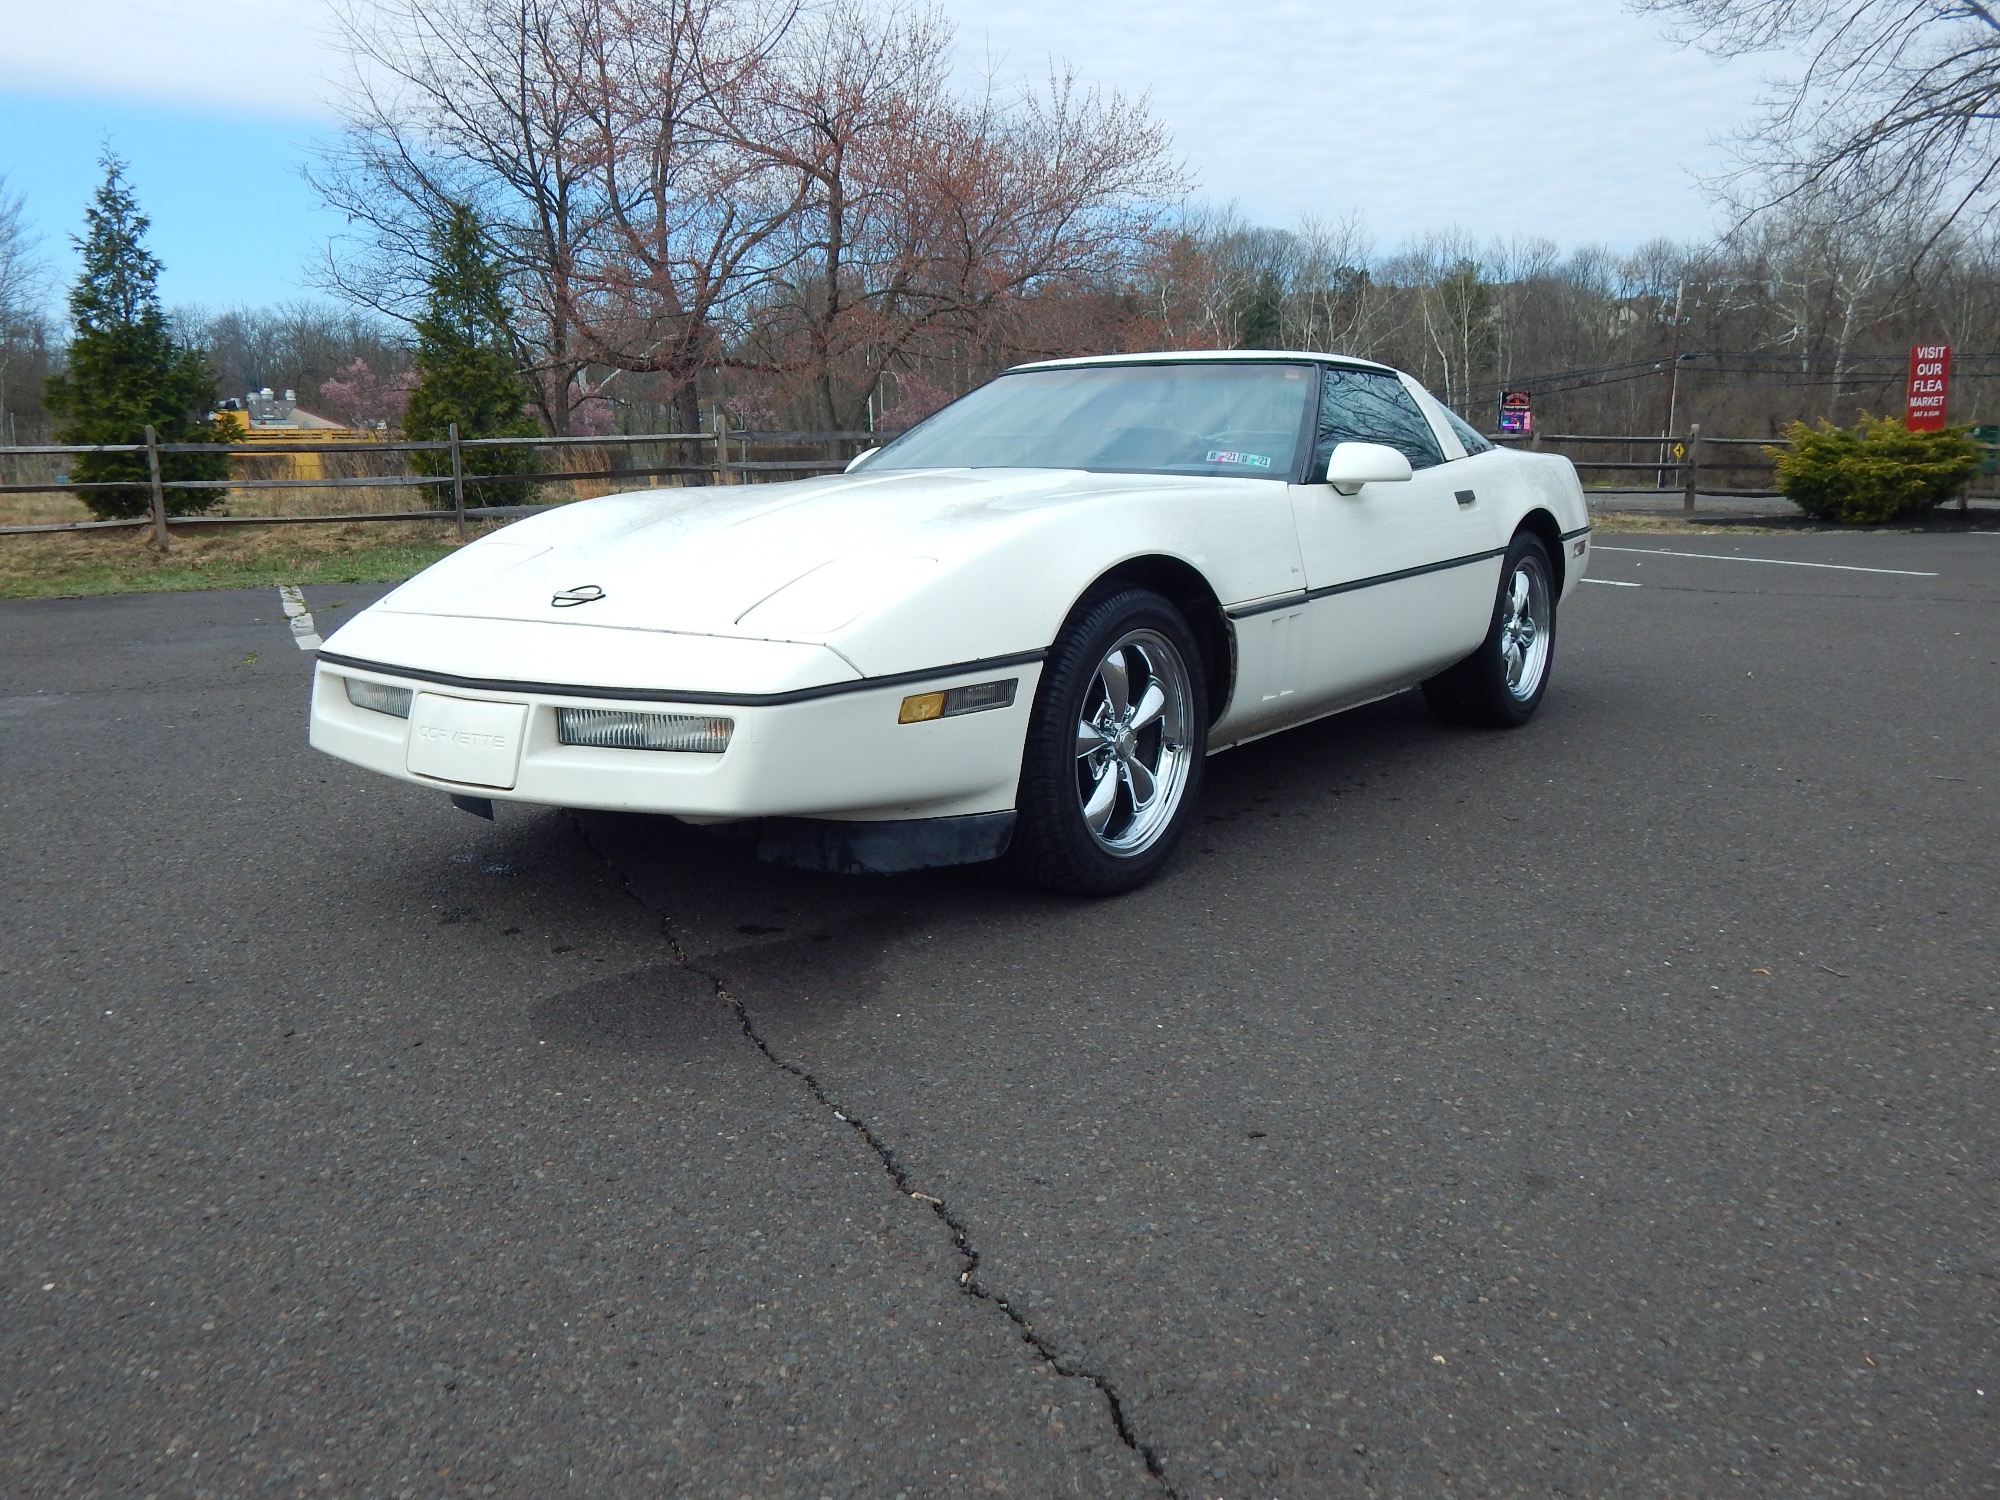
569 814 1178 1498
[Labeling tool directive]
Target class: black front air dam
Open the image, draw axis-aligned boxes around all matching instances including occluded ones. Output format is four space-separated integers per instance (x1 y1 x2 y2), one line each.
753 811 1016 875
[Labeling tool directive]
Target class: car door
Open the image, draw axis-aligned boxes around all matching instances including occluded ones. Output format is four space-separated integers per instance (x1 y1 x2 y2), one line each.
1281 366 1501 711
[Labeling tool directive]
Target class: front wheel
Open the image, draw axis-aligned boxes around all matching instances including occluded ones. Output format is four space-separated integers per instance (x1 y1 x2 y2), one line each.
1005 587 1207 895
1422 532 1556 728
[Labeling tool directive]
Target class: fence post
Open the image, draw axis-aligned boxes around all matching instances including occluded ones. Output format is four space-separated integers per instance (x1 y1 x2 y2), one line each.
448 421 466 541
144 423 170 552
1682 422 1701 516
1528 426 1543 454
713 408 732 485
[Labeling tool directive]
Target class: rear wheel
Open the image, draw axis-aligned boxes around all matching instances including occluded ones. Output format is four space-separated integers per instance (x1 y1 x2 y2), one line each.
1422 532 1556 727
1005 587 1207 895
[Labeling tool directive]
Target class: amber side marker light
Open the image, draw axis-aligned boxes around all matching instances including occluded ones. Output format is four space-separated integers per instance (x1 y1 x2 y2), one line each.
898 678 1017 724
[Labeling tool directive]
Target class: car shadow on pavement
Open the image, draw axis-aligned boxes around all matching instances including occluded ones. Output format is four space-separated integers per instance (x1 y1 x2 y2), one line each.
553 687 1477 1043
529 962 720 1050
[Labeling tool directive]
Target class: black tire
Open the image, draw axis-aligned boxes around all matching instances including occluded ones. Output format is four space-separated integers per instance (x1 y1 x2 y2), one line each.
1422 531 1557 728
1004 587 1209 895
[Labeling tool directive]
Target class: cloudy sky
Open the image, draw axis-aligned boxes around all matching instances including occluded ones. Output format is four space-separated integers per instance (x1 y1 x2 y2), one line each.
0 0 1787 308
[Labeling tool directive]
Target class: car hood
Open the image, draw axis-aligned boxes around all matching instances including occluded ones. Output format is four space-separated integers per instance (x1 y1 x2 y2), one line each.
359 467 1179 642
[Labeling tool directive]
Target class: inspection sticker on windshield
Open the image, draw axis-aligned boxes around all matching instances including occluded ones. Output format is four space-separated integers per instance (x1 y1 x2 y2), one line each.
1206 450 1272 468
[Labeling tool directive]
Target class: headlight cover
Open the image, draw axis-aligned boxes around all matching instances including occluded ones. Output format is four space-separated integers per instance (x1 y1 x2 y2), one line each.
557 707 733 753
344 677 414 718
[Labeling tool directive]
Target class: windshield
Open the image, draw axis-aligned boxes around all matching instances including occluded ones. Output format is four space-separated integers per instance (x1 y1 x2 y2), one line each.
866 362 1317 479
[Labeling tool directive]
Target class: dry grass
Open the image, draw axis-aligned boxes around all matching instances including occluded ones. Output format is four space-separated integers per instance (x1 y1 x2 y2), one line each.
0 447 706 600
0 447 805 599
1588 509 1803 535
0 520 505 600
1584 505 1994 535
1 492 99 526
0 442 709 532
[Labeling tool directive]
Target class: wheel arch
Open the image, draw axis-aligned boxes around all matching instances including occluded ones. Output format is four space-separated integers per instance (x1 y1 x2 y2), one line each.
1080 554 1234 724
1514 508 1567 595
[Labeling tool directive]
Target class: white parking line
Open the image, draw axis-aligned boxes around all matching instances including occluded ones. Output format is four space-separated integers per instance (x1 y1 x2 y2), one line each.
1593 546 1937 578
1582 578 1641 587
277 585 322 650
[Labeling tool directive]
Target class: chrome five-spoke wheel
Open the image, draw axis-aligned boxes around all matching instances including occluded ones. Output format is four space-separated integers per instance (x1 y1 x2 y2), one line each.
1073 630 1195 856
1499 554 1552 701
1007 587 1210 894
1420 531 1557 728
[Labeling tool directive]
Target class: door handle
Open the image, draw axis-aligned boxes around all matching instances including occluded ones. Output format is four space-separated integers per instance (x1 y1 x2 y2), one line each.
1454 489 1476 507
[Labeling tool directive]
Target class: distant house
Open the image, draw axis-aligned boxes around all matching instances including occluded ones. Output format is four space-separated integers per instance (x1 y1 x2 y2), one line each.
243 388 348 432
214 387 373 484
214 387 357 435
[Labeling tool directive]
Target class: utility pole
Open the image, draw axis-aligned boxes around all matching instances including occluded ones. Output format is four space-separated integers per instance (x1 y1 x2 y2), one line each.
1658 279 1686 489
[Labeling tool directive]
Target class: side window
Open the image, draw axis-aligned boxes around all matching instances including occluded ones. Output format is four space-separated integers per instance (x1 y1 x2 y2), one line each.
1314 368 1444 473
1440 406 1494 455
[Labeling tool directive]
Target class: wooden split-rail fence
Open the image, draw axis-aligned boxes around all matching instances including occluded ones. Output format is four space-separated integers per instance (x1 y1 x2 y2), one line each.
5 420 1984 551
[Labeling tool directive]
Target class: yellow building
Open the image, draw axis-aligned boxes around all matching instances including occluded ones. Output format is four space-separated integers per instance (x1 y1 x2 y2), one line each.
214 388 376 482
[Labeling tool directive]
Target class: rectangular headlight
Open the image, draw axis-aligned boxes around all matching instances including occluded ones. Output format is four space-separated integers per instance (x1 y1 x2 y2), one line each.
898 678 1018 724
557 706 733 753
343 677 414 718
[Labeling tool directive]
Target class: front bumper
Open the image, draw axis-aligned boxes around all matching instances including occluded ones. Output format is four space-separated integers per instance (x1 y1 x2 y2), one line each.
308 656 1040 823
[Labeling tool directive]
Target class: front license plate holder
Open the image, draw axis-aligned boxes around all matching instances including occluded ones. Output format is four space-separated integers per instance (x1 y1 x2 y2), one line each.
406 693 529 789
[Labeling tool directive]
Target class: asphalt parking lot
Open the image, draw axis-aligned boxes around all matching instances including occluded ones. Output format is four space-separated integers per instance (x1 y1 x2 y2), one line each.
4 530 1997 1498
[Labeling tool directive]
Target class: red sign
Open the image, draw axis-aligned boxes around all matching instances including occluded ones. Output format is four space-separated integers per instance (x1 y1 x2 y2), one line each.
1906 343 1950 430
1498 389 1533 434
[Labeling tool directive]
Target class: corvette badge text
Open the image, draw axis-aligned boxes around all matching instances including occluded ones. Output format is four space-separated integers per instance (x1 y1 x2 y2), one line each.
416 725 510 749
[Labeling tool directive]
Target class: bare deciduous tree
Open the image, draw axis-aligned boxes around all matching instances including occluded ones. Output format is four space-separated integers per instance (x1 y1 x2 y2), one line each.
1137 183 2000 440
740 2 1184 427
1285 215 1379 355
726 0 951 427
1634 0 2000 235
176 301 414 416
312 0 1179 435
318 0 800 435
0 177 50 443
568 0 811 433
0 180 40 324
315 0 620 431
302 0 1999 448
1729 181 1923 392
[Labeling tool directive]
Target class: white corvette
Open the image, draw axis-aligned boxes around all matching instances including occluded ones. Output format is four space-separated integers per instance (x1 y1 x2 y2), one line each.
310 351 1589 892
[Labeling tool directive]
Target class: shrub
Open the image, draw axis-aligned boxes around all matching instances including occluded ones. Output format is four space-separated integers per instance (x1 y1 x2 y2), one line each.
1768 415 1980 524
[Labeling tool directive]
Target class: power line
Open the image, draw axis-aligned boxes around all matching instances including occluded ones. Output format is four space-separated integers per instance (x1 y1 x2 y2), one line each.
1454 349 2000 406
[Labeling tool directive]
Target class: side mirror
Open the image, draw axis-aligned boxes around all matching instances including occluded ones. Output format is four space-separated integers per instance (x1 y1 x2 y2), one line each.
845 447 880 473
1325 441 1412 495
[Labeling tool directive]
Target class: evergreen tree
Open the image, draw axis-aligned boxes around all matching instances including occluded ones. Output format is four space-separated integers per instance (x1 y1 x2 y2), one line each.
44 155 226 520
1234 266 1287 350
404 205 540 506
